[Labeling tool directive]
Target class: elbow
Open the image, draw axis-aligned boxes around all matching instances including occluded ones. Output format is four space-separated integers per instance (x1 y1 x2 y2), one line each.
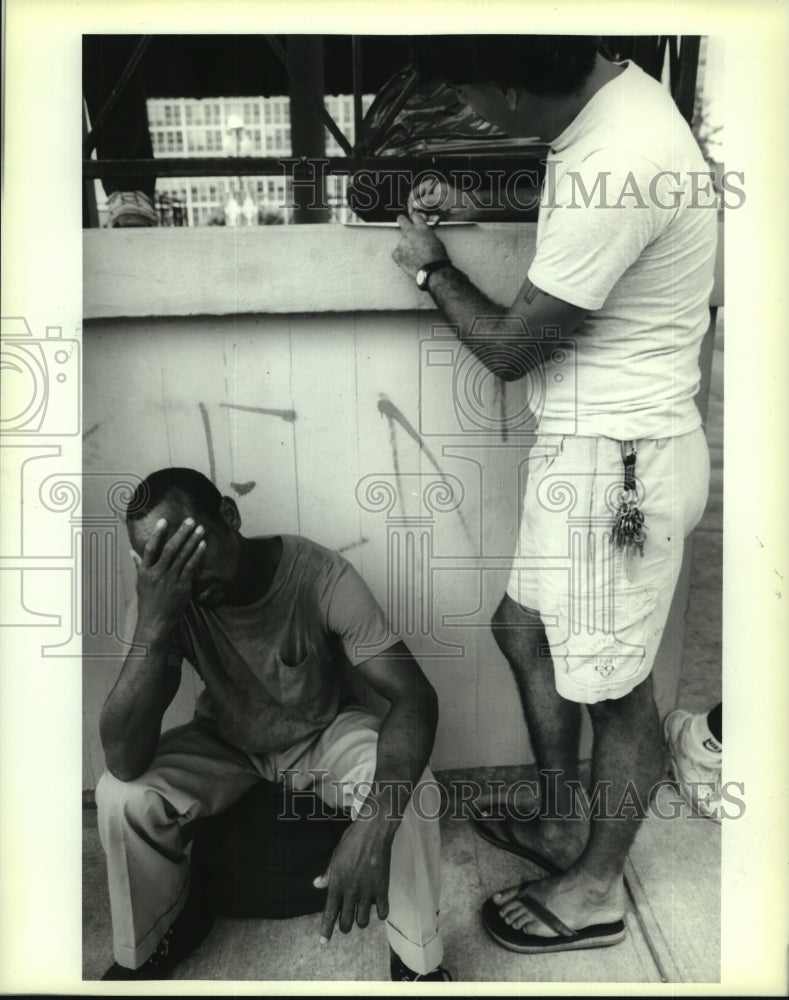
100 721 151 783
102 738 151 782
106 761 146 783
495 365 526 383
475 345 531 382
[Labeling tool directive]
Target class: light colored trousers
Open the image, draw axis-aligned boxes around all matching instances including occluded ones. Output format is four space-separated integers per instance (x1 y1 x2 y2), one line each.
96 706 443 974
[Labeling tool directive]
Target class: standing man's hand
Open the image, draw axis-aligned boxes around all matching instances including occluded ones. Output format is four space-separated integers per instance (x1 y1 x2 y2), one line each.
132 517 206 638
392 212 449 282
408 176 469 222
314 811 396 941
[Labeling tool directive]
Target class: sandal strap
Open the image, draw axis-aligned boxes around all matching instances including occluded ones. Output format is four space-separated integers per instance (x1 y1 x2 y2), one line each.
513 886 575 938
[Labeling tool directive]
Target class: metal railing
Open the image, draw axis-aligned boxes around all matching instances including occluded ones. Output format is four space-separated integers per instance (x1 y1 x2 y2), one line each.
83 34 702 226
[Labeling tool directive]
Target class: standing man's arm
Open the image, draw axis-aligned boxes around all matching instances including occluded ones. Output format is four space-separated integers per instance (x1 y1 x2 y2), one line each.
317 642 438 941
100 518 205 781
392 211 588 380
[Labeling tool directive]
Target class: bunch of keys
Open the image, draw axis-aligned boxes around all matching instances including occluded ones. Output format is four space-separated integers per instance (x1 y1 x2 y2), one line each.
611 444 646 557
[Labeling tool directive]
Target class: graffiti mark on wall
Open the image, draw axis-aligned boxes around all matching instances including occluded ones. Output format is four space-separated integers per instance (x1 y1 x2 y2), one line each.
221 403 297 423
198 402 217 483
231 481 256 496
338 537 369 553
377 393 471 540
493 379 508 442
82 423 101 440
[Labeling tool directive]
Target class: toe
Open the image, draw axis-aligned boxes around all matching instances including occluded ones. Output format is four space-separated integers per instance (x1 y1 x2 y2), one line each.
500 900 526 919
492 882 522 904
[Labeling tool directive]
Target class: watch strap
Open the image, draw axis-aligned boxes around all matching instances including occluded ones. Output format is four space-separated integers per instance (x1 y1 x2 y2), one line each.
418 259 452 290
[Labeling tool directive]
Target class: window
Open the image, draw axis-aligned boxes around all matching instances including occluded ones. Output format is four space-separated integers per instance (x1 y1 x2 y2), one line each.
87 34 705 229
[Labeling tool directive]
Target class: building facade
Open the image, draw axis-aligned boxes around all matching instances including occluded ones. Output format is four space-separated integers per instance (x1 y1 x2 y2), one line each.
141 93 374 226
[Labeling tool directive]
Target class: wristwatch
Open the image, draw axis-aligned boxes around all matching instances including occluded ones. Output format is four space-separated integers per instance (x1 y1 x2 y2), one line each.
416 259 452 291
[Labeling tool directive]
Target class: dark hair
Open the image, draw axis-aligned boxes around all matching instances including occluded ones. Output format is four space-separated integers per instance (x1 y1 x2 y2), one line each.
125 467 222 523
412 35 601 96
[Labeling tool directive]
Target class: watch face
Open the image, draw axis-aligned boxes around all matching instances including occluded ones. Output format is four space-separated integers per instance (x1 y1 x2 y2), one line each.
416 268 427 289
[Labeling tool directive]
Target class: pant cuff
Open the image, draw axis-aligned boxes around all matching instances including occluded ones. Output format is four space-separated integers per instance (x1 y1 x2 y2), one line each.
387 920 443 976
112 878 190 969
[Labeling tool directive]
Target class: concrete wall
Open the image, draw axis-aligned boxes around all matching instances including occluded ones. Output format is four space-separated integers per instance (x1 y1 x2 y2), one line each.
82 223 723 788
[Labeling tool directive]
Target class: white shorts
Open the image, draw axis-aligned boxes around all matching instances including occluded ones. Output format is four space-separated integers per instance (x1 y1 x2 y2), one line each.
506 428 710 703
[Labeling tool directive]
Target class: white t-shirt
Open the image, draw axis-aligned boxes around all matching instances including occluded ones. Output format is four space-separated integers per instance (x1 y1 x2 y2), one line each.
528 61 719 440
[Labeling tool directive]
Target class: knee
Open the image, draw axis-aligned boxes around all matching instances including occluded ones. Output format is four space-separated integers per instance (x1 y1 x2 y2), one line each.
490 594 541 654
490 596 513 651
95 768 160 826
587 675 659 727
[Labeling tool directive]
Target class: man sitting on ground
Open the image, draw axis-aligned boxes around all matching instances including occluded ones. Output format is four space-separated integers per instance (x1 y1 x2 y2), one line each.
97 466 449 981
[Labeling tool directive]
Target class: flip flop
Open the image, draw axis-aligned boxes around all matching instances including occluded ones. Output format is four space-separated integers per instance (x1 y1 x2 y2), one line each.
467 799 563 875
481 884 626 955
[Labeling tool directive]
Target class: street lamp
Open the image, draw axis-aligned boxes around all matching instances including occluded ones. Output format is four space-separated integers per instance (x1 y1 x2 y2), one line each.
223 113 257 226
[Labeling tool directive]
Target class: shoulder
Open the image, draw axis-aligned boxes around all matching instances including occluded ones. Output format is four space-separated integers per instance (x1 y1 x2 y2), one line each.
281 534 352 583
581 62 701 171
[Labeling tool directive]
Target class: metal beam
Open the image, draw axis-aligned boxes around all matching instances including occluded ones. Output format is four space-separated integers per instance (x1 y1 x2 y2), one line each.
82 151 550 180
352 36 364 153
674 36 701 125
83 35 152 156
264 34 354 157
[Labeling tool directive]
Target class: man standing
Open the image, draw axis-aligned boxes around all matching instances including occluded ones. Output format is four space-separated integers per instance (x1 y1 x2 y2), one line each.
393 35 717 954
97 467 450 981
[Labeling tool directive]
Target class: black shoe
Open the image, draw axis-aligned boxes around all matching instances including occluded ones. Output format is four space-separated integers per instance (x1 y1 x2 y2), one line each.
102 894 213 981
389 948 452 982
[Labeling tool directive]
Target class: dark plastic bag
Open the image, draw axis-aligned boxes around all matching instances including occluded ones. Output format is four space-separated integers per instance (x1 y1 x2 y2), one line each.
349 65 548 220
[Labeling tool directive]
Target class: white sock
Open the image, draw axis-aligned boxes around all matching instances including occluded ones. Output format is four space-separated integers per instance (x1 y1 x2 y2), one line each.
687 711 723 765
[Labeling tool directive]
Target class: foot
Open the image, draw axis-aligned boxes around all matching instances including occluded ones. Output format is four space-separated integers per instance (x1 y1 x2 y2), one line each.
492 867 625 938
101 893 213 980
106 190 159 228
389 949 452 982
664 710 722 822
473 801 589 871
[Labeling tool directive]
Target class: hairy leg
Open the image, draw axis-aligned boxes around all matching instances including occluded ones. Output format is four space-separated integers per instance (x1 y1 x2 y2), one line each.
490 594 587 865
495 674 663 934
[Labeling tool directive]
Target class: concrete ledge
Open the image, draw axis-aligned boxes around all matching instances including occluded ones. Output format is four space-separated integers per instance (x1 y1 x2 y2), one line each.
83 220 723 319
